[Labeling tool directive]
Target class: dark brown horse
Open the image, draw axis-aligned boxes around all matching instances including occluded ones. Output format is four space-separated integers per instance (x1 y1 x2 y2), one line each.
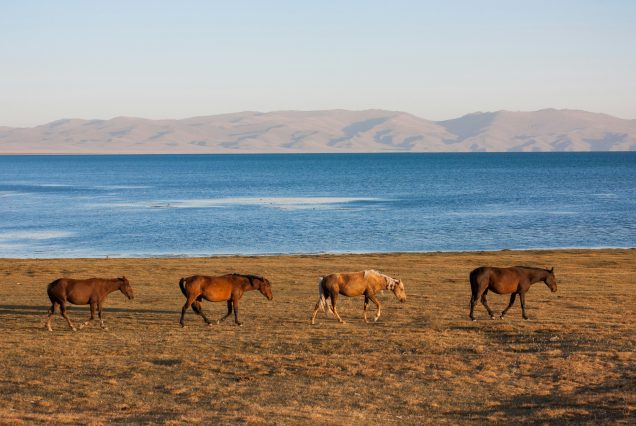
311 270 406 324
46 276 134 331
469 266 557 321
179 273 272 327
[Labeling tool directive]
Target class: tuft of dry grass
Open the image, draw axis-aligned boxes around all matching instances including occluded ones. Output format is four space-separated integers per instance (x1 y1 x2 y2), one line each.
0 249 634 424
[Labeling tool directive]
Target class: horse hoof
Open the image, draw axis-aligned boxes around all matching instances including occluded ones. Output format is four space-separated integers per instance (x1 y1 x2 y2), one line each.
490 316 495 320
471 318 476 322
523 317 529 321
499 316 505 320
71 327 77 332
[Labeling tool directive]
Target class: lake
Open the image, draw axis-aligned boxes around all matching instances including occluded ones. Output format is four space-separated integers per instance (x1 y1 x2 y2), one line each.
0 152 634 257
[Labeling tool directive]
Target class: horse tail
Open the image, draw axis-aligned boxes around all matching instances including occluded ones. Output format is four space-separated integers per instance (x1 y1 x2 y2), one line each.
46 279 60 302
469 268 483 304
178 277 187 297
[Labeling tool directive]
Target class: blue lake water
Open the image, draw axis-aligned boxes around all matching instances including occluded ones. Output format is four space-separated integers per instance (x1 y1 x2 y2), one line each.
0 153 634 258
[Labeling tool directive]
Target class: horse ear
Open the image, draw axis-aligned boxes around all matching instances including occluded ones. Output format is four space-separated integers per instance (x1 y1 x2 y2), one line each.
549 267 554 273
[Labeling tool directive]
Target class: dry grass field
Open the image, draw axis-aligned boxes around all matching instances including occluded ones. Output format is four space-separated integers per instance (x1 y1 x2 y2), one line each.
0 249 634 424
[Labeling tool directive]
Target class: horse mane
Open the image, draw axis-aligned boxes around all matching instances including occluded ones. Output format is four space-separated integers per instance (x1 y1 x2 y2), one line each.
515 266 551 273
364 270 398 289
231 273 265 283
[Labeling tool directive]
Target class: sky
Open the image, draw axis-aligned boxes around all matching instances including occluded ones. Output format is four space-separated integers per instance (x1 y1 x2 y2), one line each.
1 0 635 127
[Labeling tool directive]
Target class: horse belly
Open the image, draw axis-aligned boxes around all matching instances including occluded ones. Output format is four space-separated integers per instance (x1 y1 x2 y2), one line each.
66 288 91 305
489 277 518 294
202 287 232 302
339 281 366 297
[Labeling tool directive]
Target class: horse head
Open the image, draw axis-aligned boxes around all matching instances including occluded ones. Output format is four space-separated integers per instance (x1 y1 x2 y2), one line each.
257 276 273 300
388 277 407 303
119 276 134 300
545 267 557 292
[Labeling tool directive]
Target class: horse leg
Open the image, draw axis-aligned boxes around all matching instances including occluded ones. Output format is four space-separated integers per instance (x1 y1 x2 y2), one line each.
363 294 370 323
218 300 233 324
331 293 345 324
59 302 76 331
191 301 212 325
310 298 322 325
469 294 477 321
179 294 197 327
232 298 242 326
480 291 495 320
46 302 56 331
500 293 516 319
469 286 482 321
97 303 108 330
520 291 529 320
367 293 382 322
80 302 96 329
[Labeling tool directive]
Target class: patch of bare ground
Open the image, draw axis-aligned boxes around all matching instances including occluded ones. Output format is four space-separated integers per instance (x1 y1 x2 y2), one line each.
0 249 634 424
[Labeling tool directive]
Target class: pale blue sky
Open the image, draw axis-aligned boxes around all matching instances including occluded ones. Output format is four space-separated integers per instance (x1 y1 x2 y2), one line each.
1 0 634 126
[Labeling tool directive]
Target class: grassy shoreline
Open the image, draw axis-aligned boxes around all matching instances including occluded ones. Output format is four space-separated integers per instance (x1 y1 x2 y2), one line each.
0 248 634 424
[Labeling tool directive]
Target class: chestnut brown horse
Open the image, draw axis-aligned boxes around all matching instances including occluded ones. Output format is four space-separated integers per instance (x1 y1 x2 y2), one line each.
469 266 557 321
46 276 134 331
179 273 273 327
310 270 406 325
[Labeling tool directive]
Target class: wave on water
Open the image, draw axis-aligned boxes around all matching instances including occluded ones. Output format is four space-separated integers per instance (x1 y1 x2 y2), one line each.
96 197 385 210
0 230 76 241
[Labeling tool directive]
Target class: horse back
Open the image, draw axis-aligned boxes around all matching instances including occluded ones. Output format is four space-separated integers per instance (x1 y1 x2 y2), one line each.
470 267 522 294
323 271 377 297
47 278 104 304
184 275 233 302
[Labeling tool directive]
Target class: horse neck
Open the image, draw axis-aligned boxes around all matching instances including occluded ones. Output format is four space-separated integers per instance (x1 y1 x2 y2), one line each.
240 275 258 291
377 273 396 290
527 269 548 284
102 279 122 294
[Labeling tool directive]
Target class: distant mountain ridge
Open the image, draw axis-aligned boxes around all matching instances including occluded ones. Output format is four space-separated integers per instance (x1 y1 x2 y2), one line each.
1 109 634 153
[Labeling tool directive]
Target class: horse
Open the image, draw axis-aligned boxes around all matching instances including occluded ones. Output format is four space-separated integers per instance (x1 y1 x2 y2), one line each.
46 276 134 331
178 273 273 327
469 266 557 321
310 270 406 325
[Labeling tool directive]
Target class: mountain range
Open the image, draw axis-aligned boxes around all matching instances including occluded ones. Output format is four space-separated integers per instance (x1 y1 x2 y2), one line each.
1 109 634 153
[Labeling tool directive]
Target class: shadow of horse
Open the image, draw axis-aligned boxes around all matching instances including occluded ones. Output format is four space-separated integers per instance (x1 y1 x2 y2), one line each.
0 304 176 316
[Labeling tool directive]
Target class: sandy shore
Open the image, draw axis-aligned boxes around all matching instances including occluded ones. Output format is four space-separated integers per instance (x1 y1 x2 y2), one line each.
0 249 634 423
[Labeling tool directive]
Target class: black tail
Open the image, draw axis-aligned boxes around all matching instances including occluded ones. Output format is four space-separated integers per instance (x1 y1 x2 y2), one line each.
179 277 187 297
469 268 483 305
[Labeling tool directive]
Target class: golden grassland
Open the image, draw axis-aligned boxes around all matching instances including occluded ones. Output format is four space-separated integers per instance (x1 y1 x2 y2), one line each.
0 249 634 424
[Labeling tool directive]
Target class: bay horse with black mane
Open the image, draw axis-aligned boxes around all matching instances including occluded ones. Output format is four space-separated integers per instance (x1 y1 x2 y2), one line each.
469 266 557 321
46 276 134 331
310 270 406 325
179 273 273 327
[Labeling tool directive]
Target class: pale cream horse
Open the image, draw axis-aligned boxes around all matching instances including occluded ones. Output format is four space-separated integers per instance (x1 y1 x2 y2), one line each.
310 270 406 324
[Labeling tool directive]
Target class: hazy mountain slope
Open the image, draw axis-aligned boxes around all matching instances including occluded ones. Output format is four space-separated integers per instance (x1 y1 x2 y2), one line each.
1 109 634 153
438 109 636 151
